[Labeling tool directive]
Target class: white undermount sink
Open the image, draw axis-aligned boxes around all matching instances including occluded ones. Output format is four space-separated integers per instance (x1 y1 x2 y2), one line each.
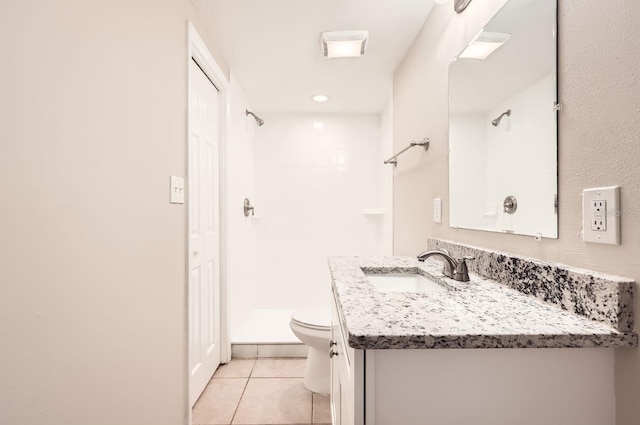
366 272 447 293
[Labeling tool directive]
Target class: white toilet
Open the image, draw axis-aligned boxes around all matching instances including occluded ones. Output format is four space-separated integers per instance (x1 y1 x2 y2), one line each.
289 307 331 394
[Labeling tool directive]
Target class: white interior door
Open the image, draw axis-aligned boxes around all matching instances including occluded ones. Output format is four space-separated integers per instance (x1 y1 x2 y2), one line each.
188 58 221 406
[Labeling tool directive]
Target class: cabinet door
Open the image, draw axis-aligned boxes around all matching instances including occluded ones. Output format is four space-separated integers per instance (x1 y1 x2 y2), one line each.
340 388 354 425
331 290 362 425
330 296 342 425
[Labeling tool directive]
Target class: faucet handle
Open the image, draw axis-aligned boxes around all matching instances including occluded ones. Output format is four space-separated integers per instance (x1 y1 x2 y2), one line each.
454 256 474 282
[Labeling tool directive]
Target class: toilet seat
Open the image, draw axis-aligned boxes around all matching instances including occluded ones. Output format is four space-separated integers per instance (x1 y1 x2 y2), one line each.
291 308 330 331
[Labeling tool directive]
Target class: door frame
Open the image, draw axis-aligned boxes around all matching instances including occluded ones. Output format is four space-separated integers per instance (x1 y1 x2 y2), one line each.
186 22 231 374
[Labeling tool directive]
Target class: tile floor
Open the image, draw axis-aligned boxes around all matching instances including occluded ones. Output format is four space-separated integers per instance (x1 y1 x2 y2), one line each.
193 358 331 425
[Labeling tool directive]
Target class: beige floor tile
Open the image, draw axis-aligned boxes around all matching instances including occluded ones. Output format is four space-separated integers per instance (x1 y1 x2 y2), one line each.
251 358 306 378
232 378 312 424
192 378 248 425
312 393 331 424
214 358 256 378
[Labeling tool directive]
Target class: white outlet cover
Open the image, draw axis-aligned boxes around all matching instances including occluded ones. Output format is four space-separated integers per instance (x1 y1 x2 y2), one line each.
170 175 185 204
582 186 620 245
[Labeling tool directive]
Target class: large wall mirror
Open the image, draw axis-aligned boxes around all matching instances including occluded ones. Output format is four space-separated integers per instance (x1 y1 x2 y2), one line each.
448 0 558 238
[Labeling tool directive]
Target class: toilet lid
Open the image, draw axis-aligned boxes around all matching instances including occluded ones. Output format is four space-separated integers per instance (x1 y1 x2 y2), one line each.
291 307 331 329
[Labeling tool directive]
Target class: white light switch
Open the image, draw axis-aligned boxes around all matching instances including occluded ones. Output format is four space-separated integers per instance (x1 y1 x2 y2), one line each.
170 175 185 204
582 186 620 245
434 198 442 223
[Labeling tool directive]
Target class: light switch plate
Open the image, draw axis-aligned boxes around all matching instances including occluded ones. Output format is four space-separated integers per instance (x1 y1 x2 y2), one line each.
434 198 442 223
170 175 185 204
582 186 620 244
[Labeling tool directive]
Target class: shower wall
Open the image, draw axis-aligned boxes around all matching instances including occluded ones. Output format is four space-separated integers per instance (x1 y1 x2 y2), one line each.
228 111 392 343
226 74 257 339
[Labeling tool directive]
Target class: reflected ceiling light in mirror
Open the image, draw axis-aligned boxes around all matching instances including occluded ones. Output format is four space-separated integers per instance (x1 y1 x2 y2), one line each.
313 121 325 130
458 31 511 60
312 94 329 103
321 31 368 58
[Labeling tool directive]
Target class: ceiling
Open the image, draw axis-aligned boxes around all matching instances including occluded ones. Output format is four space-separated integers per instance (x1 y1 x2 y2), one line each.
192 0 437 114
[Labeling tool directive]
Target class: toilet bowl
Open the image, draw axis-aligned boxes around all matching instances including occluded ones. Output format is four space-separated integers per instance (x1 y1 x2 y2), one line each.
290 308 331 394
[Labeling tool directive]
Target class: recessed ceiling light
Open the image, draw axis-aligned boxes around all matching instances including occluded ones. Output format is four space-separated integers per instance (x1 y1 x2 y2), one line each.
458 31 511 60
321 31 369 59
312 94 329 103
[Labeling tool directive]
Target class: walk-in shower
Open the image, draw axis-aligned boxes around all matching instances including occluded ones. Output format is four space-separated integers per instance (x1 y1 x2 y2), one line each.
228 113 392 353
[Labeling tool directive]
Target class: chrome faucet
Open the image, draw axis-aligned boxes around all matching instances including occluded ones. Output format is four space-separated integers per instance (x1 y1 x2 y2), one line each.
416 249 474 282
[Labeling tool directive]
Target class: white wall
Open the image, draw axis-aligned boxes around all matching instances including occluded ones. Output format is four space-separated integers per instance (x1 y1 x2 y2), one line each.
226 73 258 338
0 1 228 424
393 1 640 423
253 113 387 311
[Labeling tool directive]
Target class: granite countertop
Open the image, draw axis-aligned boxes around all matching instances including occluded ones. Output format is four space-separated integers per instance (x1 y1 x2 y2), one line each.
329 256 638 349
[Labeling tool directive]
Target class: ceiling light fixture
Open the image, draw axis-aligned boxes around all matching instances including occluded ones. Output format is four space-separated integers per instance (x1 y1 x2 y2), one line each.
312 94 329 103
458 31 511 60
321 31 369 59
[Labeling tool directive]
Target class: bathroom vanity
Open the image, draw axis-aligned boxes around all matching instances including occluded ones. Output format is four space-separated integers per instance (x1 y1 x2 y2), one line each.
328 241 636 425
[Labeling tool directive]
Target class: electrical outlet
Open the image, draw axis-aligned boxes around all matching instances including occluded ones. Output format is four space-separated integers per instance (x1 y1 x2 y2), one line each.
433 198 442 223
591 200 606 231
582 187 620 245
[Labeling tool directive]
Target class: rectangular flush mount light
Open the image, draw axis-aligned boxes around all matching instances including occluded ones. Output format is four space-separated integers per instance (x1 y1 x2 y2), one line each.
458 31 511 60
321 30 368 58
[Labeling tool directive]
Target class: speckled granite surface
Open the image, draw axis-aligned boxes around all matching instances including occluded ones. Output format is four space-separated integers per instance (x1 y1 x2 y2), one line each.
428 239 634 332
329 255 637 350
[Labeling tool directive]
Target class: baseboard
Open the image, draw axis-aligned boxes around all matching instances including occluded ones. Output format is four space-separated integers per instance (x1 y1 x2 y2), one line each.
232 343 308 358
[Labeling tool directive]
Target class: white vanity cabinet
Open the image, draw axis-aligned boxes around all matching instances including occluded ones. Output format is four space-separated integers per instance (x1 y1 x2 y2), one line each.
330 289 616 425
329 290 364 425
327 253 635 425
